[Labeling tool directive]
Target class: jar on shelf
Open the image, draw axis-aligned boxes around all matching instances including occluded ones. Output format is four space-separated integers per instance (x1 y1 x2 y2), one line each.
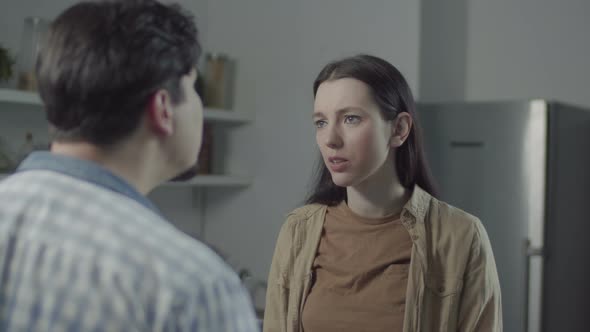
203 53 235 110
17 17 49 91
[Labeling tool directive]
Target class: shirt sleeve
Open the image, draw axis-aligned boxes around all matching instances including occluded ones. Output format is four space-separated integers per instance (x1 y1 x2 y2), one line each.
457 218 503 331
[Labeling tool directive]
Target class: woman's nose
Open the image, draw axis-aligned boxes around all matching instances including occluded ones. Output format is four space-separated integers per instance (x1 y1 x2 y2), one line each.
324 125 343 149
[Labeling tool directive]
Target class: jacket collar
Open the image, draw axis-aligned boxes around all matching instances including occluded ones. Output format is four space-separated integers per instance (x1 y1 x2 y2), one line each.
401 185 432 225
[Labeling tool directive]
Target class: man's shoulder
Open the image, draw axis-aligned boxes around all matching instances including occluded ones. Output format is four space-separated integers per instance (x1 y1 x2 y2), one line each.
3 169 156 219
1 170 237 287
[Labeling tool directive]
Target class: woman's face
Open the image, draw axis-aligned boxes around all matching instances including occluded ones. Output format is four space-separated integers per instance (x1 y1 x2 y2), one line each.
313 78 395 188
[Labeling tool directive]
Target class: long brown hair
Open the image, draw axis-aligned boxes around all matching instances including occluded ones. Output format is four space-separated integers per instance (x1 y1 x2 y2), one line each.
306 54 438 205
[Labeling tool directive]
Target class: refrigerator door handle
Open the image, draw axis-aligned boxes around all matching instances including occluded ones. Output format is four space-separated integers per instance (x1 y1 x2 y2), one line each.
524 238 544 332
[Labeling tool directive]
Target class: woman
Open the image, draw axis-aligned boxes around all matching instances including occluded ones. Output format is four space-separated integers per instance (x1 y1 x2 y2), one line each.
264 55 502 332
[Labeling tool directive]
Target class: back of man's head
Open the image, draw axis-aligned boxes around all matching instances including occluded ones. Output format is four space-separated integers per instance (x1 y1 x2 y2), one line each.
36 0 201 146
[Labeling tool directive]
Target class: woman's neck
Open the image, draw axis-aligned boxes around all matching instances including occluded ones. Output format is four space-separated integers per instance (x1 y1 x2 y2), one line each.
346 161 410 219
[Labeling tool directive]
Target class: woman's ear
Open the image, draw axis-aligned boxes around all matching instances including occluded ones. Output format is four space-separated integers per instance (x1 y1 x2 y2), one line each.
390 112 413 148
146 89 174 136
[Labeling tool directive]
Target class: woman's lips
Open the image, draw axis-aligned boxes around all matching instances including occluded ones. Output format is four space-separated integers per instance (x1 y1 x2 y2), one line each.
328 157 349 172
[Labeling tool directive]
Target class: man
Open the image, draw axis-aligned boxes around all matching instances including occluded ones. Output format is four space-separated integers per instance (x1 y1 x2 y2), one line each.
0 0 258 331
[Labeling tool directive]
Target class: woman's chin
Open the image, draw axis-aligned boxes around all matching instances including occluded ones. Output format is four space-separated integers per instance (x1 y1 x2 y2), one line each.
330 173 355 188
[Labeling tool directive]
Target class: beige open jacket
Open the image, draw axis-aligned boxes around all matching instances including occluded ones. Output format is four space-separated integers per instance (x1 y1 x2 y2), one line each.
263 186 502 332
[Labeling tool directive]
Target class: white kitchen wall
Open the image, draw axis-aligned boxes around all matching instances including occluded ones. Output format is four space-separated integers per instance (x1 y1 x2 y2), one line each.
418 0 590 107
465 0 590 106
200 0 422 285
0 0 79 54
418 0 468 102
0 0 208 54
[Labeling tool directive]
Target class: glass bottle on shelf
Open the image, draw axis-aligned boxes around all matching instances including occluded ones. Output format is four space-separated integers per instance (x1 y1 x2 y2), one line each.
17 17 49 91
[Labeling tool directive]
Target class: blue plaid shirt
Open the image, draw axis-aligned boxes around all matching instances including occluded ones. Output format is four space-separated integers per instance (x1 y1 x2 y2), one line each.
0 152 258 331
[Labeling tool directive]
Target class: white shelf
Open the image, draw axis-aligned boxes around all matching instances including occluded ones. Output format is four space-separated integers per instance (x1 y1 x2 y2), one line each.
0 173 251 188
0 88 252 189
163 175 251 188
0 88 249 124
0 88 42 105
203 108 249 124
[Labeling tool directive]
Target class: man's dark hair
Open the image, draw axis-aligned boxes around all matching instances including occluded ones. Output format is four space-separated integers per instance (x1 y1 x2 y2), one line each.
36 0 201 146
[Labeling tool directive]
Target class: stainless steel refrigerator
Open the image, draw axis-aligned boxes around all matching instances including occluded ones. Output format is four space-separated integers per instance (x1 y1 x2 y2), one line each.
417 100 590 332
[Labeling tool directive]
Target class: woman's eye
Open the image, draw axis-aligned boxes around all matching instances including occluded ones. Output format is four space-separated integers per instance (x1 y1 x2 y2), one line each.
314 120 327 128
344 115 361 124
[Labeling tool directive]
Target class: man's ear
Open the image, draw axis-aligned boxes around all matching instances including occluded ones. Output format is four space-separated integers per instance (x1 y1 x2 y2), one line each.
390 112 413 148
146 89 174 136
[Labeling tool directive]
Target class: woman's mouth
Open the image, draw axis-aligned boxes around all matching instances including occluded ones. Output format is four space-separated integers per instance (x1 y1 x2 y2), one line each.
328 157 349 172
